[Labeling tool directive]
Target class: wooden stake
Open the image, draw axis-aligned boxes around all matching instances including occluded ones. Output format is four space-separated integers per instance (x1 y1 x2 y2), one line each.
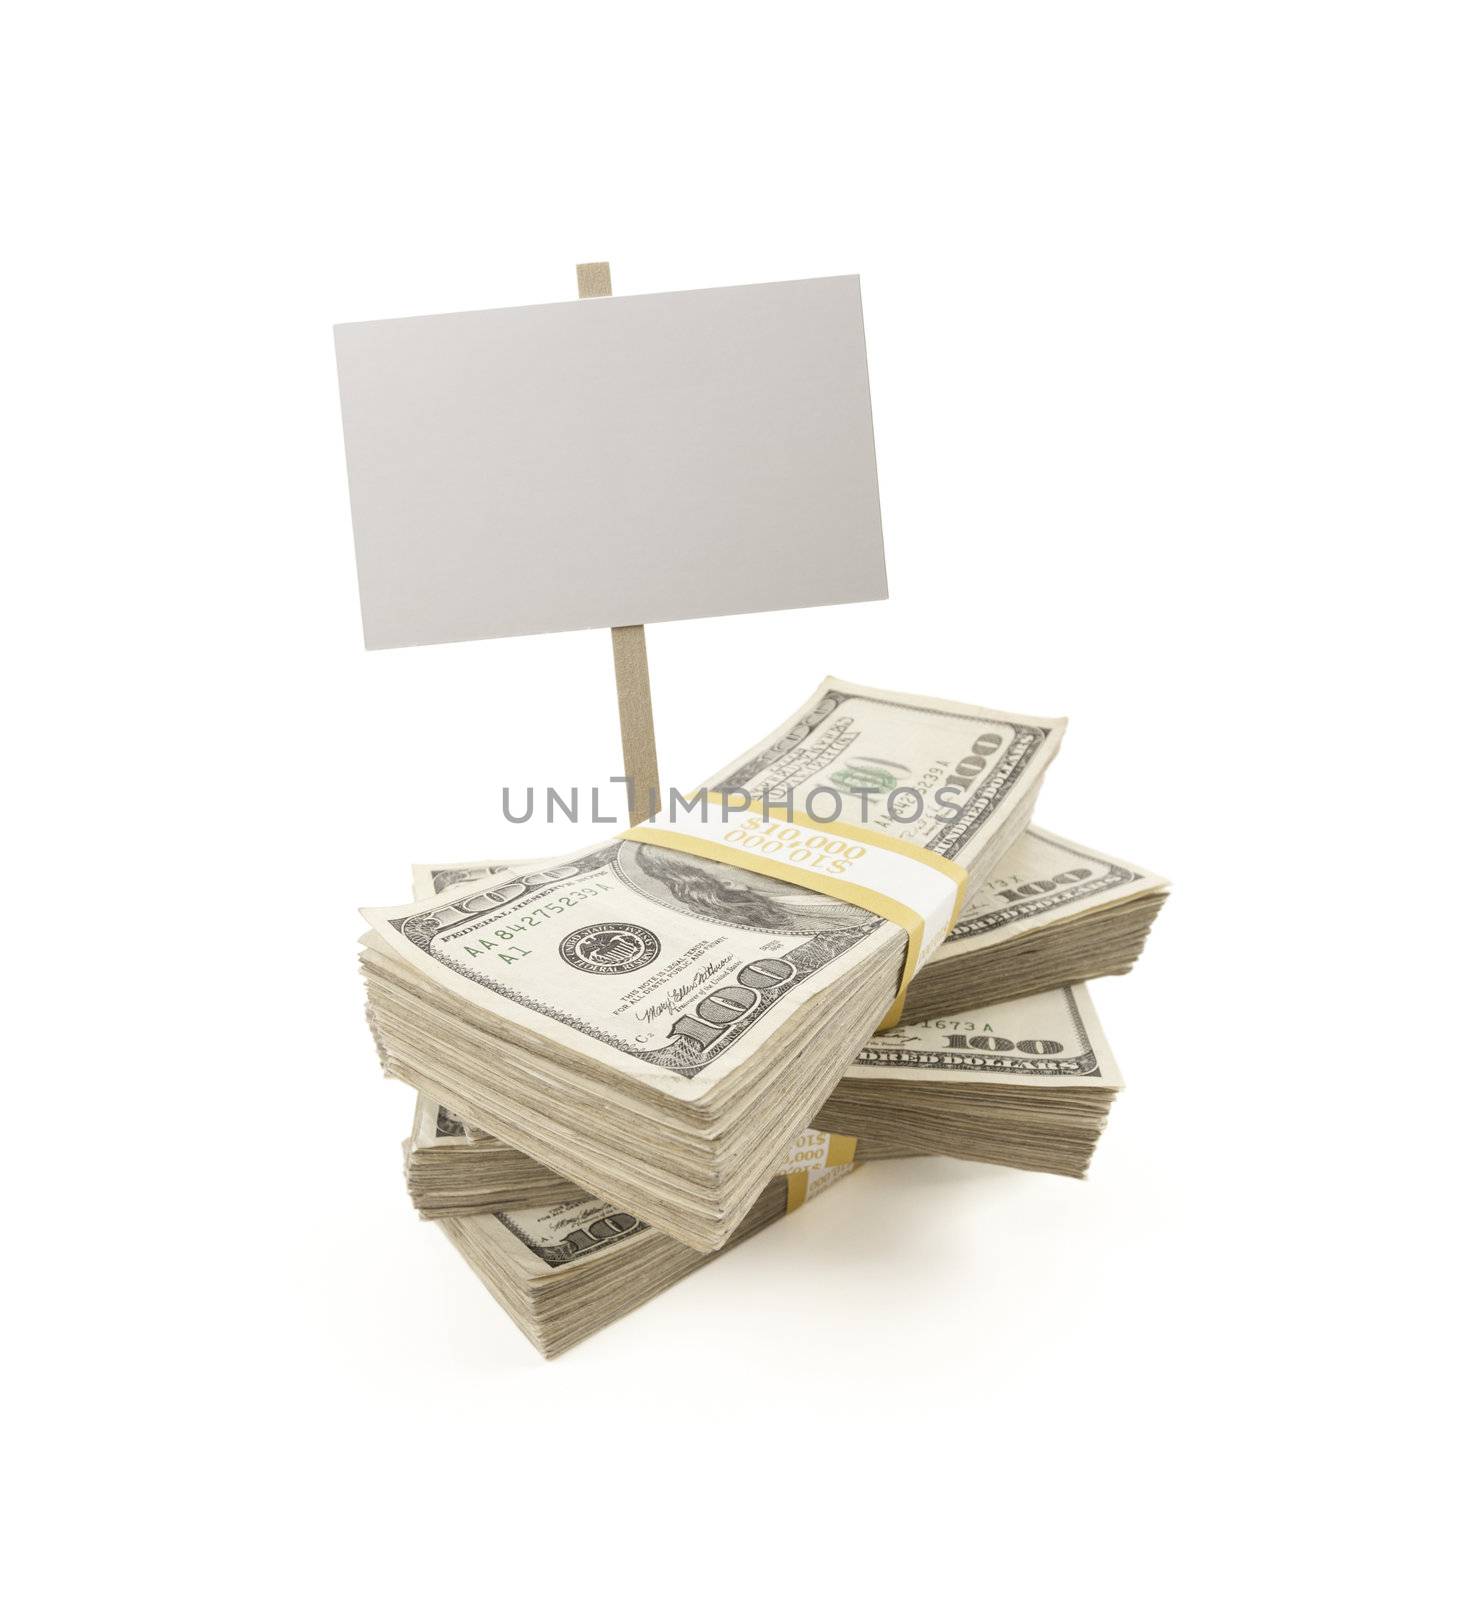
575 260 613 299
609 623 661 824
577 261 662 825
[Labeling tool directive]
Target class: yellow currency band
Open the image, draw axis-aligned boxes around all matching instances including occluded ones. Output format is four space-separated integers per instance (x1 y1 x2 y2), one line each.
698 792 973 927
784 1135 857 1212
625 795 967 1027
826 1132 858 1167
622 793 968 1031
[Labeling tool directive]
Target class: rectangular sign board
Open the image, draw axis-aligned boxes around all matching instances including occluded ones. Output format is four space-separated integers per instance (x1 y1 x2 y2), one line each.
335 275 886 649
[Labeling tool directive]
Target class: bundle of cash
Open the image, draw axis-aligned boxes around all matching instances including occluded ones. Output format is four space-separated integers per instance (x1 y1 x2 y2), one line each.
362 678 1064 1251
416 830 1162 1032
438 1147 857 1358
815 983 1120 1177
899 828 1167 1020
409 1099 861 1217
406 983 1121 1215
406 1099 589 1217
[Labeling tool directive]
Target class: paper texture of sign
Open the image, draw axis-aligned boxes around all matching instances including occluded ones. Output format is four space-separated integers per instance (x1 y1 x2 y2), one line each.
335 275 886 649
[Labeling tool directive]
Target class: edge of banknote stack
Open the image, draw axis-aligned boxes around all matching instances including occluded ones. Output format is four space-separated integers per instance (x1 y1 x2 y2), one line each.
359 676 1169 1357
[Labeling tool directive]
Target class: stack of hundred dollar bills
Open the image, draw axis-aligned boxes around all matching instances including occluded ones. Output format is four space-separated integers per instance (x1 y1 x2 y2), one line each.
361 678 1167 1356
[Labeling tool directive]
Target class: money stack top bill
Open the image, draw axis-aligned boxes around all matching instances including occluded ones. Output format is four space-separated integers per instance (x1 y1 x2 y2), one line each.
360 677 1065 1251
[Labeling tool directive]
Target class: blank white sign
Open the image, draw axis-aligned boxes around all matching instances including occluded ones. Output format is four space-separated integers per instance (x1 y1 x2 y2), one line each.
334 275 885 649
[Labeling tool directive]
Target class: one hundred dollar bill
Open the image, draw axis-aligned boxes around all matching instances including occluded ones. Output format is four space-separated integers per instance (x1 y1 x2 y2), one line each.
846 982 1122 1087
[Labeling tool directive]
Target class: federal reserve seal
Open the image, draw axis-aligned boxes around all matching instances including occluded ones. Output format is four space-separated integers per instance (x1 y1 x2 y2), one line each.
559 922 661 975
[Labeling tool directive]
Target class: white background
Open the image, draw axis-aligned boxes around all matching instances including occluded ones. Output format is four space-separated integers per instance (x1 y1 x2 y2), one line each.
5 4 1452 1596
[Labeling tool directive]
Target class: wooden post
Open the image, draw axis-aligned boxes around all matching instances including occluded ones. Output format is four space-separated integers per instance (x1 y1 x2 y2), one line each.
577 261 662 825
